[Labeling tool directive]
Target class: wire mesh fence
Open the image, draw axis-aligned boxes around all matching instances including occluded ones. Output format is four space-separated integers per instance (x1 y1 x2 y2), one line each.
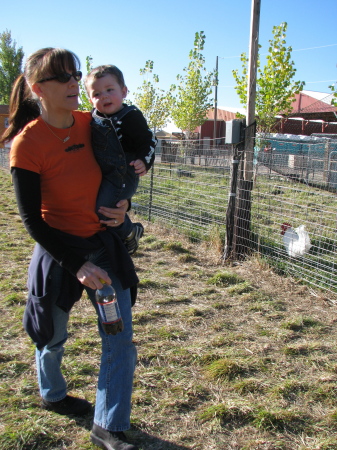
133 136 337 298
1 134 337 298
251 134 337 297
256 134 337 190
134 140 233 242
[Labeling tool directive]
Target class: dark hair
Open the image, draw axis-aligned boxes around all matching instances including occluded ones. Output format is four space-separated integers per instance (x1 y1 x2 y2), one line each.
85 65 126 93
1 47 80 143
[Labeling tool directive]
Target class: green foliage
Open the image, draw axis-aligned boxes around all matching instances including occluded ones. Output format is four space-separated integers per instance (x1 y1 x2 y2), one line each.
233 379 264 395
0 425 66 450
227 281 254 295
207 271 244 287
329 82 337 107
281 316 321 332
252 408 309 433
205 358 248 381
133 60 174 131
78 55 93 111
199 403 253 425
171 31 215 136
138 279 163 289
163 241 189 253
0 29 24 104
232 22 305 133
272 380 309 400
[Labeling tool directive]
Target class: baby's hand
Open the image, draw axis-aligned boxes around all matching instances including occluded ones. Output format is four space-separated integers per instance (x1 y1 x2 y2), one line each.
130 159 147 176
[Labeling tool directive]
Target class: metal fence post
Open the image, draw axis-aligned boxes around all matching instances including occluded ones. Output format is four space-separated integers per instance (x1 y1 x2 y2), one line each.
148 165 154 222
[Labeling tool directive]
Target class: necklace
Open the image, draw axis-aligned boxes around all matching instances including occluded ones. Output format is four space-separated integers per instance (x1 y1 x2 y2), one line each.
43 117 74 143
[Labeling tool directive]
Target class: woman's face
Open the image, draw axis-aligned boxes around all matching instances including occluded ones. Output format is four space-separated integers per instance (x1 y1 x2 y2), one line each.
33 71 80 114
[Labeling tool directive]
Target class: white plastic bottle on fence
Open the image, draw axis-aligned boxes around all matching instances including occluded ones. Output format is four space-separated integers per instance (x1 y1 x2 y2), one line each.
95 279 124 335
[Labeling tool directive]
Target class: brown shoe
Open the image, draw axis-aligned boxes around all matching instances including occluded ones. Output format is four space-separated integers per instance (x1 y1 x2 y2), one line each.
41 394 92 416
90 423 139 450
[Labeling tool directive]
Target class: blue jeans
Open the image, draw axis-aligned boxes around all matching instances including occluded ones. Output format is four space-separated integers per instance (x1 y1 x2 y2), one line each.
96 172 139 239
35 249 137 431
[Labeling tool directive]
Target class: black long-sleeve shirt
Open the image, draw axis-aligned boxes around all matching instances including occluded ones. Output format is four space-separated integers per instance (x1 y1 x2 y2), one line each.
11 167 86 275
92 104 157 171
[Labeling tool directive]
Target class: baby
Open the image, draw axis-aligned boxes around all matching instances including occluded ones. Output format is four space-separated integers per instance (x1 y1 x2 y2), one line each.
85 65 157 254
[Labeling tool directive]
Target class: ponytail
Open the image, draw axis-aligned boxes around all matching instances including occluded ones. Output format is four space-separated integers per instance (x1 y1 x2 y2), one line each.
0 74 40 144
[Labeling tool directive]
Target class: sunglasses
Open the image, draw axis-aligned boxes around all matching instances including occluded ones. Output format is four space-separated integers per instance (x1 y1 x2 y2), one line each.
37 70 82 83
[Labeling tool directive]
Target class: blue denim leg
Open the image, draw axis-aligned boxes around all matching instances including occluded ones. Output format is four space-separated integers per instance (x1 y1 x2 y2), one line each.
36 264 69 401
123 164 139 200
96 176 124 218
96 175 136 239
86 248 137 431
114 169 140 238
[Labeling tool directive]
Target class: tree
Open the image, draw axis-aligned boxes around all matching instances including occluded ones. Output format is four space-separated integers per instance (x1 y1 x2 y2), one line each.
171 31 214 137
78 55 93 111
329 82 337 107
233 22 305 133
0 30 24 104
133 60 174 131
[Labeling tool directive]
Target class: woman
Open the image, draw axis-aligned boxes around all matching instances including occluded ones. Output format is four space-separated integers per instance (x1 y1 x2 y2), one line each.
1 47 139 450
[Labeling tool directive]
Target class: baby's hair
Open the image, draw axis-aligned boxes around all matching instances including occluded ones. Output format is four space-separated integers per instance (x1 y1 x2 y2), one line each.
85 65 126 92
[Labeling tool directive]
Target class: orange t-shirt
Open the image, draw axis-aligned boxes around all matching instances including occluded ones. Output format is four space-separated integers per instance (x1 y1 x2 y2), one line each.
10 111 103 238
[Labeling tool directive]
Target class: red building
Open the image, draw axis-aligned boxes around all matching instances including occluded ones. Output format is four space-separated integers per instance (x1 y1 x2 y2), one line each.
195 106 245 140
276 91 337 135
199 91 337 139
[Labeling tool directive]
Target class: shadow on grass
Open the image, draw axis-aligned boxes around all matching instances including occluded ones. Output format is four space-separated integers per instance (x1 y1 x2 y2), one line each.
72 413 190 449
72 412 94 431
131 427 191 449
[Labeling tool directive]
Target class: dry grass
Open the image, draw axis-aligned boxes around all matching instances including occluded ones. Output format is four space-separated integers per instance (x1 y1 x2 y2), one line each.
1 168 337 449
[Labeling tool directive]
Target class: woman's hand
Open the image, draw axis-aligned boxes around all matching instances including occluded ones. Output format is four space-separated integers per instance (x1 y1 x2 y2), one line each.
76 261 111 289
98 199 129 227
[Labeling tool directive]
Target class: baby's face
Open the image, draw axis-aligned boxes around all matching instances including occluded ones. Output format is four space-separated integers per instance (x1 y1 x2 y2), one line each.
88 74 127 115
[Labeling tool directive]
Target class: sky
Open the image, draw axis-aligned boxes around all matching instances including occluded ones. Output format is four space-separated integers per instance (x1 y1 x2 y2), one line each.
1 0 337 112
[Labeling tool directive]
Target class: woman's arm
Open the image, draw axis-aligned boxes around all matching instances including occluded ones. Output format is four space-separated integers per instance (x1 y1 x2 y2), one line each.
11 167 87 275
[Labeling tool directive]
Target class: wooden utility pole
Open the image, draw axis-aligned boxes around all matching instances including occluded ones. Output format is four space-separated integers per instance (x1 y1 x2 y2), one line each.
231 0 261 259
244 0 261 180
213 56 219 142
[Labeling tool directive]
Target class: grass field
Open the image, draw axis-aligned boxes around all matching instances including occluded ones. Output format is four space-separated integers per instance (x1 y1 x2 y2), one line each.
1 168 337 449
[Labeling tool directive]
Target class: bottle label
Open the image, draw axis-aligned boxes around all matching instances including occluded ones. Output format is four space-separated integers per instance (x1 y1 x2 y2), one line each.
97 301 120 324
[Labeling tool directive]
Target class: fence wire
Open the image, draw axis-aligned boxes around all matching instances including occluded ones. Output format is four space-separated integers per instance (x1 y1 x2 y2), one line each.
134 137 337 298
252 134 337 297
134 140 233 242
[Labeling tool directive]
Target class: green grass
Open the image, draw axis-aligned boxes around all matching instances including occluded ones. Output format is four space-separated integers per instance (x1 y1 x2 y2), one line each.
2 167 337 449
207 271 244 287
